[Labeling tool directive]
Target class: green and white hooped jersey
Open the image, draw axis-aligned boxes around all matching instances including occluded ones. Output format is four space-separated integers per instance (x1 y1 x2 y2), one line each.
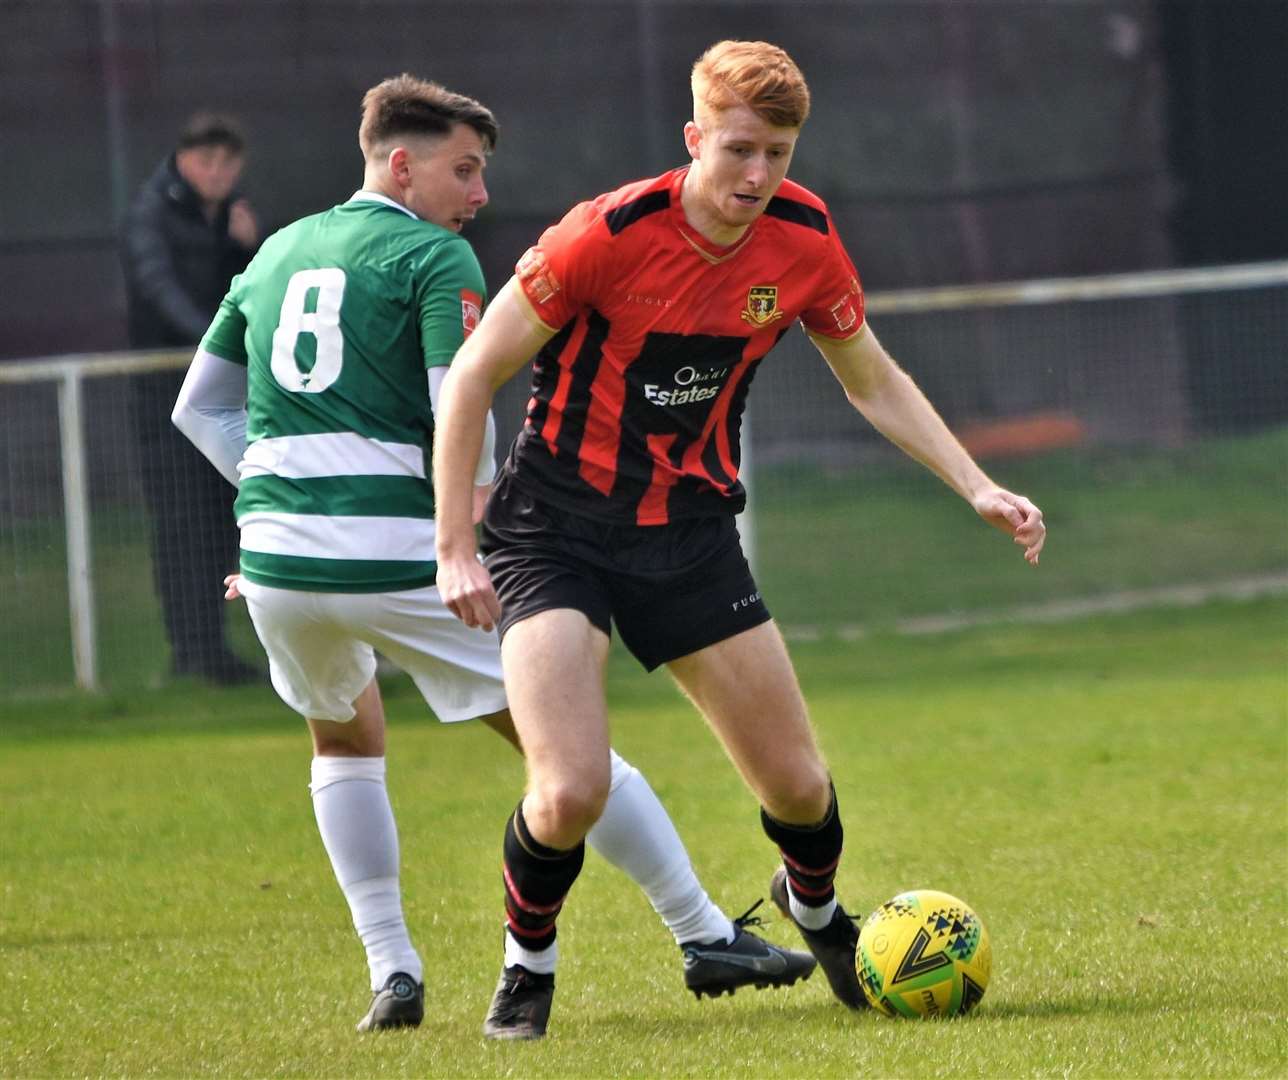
201 192 486 593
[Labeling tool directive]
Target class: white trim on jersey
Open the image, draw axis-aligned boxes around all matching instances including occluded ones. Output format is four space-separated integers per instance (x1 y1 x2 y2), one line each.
348 190 418 220
239 432 426 481
239 512 437 562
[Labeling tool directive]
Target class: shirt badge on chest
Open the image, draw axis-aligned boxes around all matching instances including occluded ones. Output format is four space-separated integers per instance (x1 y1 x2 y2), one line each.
741 285 784 327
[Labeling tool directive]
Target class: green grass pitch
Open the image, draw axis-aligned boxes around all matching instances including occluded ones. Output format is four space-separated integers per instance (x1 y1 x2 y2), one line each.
3 428 1287 694
2 596 1285 1077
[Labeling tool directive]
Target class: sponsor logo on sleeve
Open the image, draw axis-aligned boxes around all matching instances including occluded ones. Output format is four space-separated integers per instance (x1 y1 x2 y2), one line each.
461 289 482 337
827 277 863 335
516 247 561 305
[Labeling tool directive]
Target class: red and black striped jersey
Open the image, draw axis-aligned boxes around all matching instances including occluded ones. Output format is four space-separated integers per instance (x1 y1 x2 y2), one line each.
506 166 864 526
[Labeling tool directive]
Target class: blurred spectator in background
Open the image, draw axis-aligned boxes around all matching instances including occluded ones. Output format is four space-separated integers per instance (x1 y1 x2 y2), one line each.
121 111 261 684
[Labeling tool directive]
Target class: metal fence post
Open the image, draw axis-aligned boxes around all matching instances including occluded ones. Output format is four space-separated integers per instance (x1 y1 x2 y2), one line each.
57 368 98 690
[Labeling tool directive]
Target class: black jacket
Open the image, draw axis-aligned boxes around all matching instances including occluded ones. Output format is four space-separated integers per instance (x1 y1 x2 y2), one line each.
120 155 256 349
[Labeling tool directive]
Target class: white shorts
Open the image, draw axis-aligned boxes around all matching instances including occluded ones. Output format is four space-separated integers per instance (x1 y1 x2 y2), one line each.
236 578 508 724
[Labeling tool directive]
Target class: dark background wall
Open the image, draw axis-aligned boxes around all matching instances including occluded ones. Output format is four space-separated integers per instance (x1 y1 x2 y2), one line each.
1 0 1285 363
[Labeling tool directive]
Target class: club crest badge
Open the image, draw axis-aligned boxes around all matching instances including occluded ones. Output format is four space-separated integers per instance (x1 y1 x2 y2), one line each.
460 289 482 337
741 285 784 327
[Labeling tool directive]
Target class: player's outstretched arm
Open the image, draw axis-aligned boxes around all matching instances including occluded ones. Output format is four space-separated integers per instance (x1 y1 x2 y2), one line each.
811 326 1046 566
434 277 558 628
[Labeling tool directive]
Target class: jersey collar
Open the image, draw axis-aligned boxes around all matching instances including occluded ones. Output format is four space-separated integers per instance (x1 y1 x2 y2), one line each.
348 190 418 220
667 166 757 265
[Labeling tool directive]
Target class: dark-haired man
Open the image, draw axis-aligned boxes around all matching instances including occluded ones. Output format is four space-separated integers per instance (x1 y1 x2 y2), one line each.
123 112 261 683
433 40 1046 1039
173 73 813 1034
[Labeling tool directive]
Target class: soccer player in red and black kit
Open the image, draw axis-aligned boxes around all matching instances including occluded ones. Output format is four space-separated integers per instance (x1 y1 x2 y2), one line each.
435 40 1047 1039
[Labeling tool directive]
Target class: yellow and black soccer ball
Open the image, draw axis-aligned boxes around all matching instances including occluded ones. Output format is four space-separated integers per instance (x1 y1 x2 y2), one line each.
856 889 991 1018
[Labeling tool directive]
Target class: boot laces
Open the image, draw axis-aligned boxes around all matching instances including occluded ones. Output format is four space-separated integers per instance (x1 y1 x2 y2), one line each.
732 896 768 930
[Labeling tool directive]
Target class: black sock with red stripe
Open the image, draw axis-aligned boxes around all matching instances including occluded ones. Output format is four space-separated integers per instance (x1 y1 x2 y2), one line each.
761 783 843 910
502 801 585 954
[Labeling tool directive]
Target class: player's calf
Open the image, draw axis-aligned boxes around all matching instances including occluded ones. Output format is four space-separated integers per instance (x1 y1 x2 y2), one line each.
761 785 868 1009
484 801 584 1040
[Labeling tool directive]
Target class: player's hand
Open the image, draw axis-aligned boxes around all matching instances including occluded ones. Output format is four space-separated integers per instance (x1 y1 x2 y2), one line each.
436 554 503 631
223 573 244 601
972 488 1046 566
228 199 260 249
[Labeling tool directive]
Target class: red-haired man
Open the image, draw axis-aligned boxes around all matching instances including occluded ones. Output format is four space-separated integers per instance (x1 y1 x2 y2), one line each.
433 40 1046 1039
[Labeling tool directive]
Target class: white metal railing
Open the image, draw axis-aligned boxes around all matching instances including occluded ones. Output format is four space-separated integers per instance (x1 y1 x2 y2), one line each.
1 349 189 689
863 259 1288 315
57 372 97 687
748 259 1288 580
4 260 1287 691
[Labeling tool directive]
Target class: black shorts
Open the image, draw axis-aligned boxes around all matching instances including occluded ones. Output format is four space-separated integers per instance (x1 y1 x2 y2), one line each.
480 471 771 671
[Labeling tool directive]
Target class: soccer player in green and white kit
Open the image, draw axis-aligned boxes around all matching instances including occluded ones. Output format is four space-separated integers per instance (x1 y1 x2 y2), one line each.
171 74 814 1033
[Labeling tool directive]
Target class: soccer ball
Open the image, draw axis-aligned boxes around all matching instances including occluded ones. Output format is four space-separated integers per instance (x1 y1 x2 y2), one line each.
856 889 991 1018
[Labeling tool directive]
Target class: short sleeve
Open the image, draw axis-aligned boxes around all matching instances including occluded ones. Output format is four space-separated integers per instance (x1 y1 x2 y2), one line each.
514 200 610 330
799 225 866 341
415 237 488 369
199 283 250 365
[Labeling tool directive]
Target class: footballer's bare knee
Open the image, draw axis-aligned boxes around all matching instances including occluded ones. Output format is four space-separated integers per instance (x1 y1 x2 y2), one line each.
524 774 610 848
309 723 384 757
308 678 386 757
760 758 833 825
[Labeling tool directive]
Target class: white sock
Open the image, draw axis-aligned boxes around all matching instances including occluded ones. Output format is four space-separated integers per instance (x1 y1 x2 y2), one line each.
504 933 559 975
789 892 838 931
310 755 422 990
586 750 735 946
